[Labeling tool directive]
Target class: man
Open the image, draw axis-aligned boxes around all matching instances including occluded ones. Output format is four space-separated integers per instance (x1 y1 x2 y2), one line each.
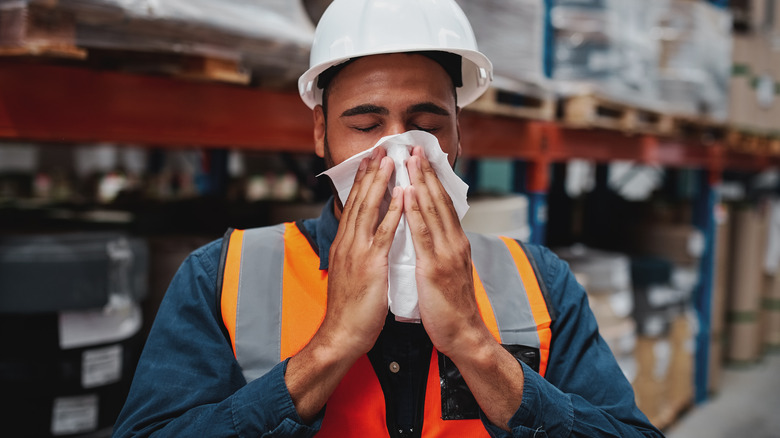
114 0 664 436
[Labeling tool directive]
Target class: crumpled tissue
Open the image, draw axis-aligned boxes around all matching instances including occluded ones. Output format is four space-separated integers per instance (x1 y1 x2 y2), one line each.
321 130 469 322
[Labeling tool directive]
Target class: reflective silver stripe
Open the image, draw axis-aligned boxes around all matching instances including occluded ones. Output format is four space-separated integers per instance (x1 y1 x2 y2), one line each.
235 224 286 383
467 233 540 349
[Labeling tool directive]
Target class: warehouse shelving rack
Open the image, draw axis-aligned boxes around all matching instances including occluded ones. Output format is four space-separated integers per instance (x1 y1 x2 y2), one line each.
2 60 778 405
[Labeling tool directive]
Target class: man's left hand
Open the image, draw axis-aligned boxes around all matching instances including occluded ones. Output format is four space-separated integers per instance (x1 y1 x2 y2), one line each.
403 146 525 432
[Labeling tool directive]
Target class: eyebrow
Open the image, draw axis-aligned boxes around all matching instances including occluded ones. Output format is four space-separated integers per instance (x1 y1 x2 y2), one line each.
407 102 450 116
340 104 389 117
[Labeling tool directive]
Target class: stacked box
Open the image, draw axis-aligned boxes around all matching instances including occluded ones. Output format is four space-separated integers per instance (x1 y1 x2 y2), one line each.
632 310 696 429
728 0 780 135
554 246 637 382
630 257 695 337
627 218 703 419
729 33 780 134
633 334 672 428
667 312 696 418
0 233 148 437
461 195 531 242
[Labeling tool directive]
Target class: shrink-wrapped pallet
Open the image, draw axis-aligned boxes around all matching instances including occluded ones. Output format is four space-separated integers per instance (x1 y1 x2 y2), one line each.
456 0 546 86
655 0 733 121
0 0 315 84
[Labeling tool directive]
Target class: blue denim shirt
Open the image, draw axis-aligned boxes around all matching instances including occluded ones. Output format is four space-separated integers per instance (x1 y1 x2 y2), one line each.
113 198 663 437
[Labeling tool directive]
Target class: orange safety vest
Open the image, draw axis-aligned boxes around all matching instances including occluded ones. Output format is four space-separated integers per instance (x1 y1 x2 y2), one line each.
218 222 553 437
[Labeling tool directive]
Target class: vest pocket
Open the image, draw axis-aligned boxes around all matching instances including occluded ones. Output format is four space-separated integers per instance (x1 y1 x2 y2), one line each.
438 345 540 421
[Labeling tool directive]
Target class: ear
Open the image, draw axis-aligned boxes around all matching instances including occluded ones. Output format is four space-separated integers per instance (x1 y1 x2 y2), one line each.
313 105 326 158
455 107 462 159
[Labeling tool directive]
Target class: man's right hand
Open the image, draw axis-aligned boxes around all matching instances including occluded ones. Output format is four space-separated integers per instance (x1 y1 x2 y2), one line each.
285 147 403 423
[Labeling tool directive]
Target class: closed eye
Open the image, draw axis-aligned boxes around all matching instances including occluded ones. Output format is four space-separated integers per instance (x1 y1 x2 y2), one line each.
413 125 440 133
353 124 379 133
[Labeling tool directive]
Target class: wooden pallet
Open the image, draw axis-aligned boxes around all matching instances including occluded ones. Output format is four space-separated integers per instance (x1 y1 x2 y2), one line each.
560 93 675 135
0 3 86 59
469 85 556 121
670 117 729 143
83 49 251 85
726 130 780 155
0 3 250 85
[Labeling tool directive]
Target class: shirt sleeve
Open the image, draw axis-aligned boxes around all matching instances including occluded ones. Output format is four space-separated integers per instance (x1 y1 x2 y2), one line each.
112 240 322 437
482 244 665 438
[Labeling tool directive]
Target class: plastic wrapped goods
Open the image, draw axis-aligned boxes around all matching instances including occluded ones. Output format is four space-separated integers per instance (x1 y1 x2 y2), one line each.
456 0 547 85
0 0 315 83
549 0 663 106
655 0 733 120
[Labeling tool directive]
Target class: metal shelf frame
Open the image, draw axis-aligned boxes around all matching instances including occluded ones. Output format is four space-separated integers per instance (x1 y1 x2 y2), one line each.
1 61 775 405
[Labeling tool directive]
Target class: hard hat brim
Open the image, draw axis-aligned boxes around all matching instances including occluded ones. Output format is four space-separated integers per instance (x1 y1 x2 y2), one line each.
298 48 493 109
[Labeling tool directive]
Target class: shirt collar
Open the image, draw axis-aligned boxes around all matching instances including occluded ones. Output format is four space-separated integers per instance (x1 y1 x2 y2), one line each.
302 196 339 270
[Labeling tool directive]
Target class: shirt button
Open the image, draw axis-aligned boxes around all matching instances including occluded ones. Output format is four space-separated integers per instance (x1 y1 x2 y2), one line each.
389 361 400 373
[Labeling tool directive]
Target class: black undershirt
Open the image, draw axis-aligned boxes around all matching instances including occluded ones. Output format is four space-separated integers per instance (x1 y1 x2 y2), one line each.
366 312 433 437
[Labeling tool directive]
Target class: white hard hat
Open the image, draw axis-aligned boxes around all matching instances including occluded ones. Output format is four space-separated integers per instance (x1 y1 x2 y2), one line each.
298 0 493 109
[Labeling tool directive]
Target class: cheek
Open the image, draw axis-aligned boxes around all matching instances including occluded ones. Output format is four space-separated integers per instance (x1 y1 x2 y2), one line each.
435 130 460 165
326 125 381 164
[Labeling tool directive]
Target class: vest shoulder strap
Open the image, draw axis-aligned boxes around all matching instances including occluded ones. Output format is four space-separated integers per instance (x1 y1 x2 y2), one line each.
218 224 288 381
467 233 554 376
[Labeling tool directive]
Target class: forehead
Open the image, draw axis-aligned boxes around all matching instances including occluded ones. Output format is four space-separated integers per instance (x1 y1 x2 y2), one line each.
325 53 455 108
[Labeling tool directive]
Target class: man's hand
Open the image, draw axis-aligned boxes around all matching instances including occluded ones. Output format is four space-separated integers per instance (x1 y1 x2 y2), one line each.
323 147 404 356
403 146 487 355
286 148 403 423
403 146 525 431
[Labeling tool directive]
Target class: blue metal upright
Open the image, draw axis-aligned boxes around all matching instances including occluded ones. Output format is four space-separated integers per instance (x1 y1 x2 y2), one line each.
692 169 720 403
513 160 549 245
528 192 549 245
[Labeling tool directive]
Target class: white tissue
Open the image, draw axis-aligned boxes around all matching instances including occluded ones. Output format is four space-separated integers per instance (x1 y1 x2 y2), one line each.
321 131 470 322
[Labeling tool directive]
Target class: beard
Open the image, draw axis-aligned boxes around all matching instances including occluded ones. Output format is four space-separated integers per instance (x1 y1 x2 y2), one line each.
322 133 344 212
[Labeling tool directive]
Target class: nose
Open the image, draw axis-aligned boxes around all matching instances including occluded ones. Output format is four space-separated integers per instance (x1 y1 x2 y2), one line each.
384 119 406 137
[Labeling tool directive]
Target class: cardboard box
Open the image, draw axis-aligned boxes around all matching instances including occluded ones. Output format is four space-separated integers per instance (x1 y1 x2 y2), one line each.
709 332 725 394
668 314 695 413
633 336 674 428
729 33 780 132
633 223 704 266
762 268 780 349
726 205 766 362
632 313 693 431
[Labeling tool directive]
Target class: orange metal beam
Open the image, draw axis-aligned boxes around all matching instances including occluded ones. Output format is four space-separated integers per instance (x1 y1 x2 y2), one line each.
0 61 776 172
0 61 314 152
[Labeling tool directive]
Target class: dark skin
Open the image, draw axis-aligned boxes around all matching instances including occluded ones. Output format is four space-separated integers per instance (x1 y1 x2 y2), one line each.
284 53 524 431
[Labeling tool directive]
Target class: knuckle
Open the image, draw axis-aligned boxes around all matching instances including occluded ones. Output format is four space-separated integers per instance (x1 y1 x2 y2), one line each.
375 223 390 239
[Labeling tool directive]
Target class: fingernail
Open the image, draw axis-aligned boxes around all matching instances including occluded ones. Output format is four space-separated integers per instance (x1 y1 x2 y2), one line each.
380 156 390 169
371 148 381 160
359 157 368 171
392 186 401 198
